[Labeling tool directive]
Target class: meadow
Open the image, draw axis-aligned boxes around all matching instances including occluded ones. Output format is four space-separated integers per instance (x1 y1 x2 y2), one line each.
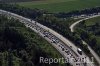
18 0 100 13
85 16 100 26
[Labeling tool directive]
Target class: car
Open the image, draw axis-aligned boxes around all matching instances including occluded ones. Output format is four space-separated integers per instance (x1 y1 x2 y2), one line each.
62 48 64 51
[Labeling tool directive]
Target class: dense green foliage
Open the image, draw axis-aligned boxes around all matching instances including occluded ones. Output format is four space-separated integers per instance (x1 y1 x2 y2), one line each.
0 2 99 66
0 3 78 43
0 3 92 55
0 15 67 66
1 3 100 19
0 3 46 19
75 18 100 56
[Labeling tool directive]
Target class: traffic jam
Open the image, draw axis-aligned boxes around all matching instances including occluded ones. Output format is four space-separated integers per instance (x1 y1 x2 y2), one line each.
23 19 85 66
1 10 86 66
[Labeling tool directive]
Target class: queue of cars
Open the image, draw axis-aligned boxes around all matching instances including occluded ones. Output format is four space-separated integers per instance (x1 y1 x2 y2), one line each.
24 20 84 66
0 10 86 66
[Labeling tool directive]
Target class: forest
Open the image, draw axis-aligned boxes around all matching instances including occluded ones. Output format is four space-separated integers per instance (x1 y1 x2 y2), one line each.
1 2 100 60
0 15 68 66
0 3 93 55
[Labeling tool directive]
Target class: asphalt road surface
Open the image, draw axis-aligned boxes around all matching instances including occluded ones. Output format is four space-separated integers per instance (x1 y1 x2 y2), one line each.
70 13 100 65
0 9 96 66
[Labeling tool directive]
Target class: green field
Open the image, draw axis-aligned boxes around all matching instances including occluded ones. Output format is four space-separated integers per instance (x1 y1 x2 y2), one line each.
18 0 100 13
85 16 100 26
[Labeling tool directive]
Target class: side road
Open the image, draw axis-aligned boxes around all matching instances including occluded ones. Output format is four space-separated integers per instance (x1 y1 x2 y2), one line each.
70 14 100 65
0 9 95 66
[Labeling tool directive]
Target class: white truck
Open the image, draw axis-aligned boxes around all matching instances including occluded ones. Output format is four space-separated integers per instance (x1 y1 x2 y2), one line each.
77 48 82 55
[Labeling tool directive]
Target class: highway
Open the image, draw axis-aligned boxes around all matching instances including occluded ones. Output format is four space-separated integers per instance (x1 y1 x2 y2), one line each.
0 9 95 66
70 13 100 65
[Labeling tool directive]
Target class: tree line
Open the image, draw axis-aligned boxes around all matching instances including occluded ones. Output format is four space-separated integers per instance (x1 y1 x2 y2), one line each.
54 7 100 18
0 3 96 55
0 15 67 66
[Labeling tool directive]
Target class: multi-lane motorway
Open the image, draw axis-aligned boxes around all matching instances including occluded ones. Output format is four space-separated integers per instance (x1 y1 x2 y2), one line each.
0 9 95 66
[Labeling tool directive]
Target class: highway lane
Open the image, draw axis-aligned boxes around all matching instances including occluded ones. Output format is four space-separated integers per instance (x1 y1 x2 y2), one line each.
0 9 95 66
24 20 81 66
0 9 80 66
70 13 100 65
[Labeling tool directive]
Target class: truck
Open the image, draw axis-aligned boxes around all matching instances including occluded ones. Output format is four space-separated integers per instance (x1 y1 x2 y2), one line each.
77 48 82 55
